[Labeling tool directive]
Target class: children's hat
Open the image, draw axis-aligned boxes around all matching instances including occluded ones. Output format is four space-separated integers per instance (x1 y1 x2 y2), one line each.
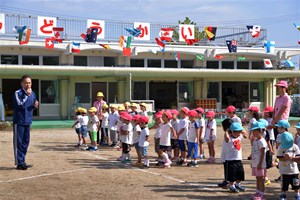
188 110 198 117
248 106 259 113
131 103 138 108
97 92 104 97
163 111 173 119
226 105 236 113
88 107 97 113
280 132 294 149
109 104 117 109
140 103 147 108
258 118 268 128
138 116 149 123
275 120 290 129
195 107 204 114
124 102 131 106
275 80 288 88
118 105 125 111
229 122 244 132
180 107 190 114
155 114 163 119
81 108 87 114
132 114 140 121
250 121 266 131
120 113 132 121
295 122 300 129
102 104 108 109
170 109 179 115
263 106 274 113
76 107 82 113
206 110 215 118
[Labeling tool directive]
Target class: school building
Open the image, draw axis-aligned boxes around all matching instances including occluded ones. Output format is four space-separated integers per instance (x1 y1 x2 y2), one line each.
1 13 300 120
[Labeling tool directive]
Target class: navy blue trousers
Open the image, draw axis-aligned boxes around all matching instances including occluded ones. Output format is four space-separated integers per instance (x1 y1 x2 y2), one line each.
13 124 30 166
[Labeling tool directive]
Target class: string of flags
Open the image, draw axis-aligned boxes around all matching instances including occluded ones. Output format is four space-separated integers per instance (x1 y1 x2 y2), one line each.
294 23 300 45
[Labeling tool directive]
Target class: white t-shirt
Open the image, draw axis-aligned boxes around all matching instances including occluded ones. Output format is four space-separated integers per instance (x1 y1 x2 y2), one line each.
204 119 217 141
108 112 119 130
178 117 189 140
132 124 141 144
75 114 81 129
171 119 179 139
248 118 257 134
251 138 267 168
198 118 205 139
277 143 300 174
159 123 172 146
139 127 150 147
266 118 275 140
226 135 243 161
89 115 99 132
78 115 89 126
276 133 282 144
154 124 161 139
188 121 200 143
231 115 242 124
295 135 300 149
140 111 148 116
120 123 133 144
101 112 109 128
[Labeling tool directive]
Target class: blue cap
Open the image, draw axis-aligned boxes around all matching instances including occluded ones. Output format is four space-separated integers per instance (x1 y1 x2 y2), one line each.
250 121 266 131
275 120 290 129
295 122 300 129
258 118 268 127
280 132 294 149
229 122 244 132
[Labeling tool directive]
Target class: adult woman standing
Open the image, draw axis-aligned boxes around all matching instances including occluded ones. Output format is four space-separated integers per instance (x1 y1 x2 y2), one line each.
93 92 107 144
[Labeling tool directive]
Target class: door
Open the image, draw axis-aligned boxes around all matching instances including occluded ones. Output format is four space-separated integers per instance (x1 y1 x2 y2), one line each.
149 81 177 110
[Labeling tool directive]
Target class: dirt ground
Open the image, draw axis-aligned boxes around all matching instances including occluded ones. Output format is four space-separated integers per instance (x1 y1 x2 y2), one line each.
0 125 299 200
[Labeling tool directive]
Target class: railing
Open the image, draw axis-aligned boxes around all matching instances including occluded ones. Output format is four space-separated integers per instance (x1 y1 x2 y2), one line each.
0 13 267 46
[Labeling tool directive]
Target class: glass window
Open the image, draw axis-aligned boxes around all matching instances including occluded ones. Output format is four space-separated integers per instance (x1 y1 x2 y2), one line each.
252 61 264 69
181 60 194 68
206 61 219 69
74 56 87 66
104 57 116 66
43 56 59 65
179 82 194 103
1 54 18 64
250 82 264 102
237 61 249 69
108 82 118 103
164 60 178 68
130 59 144 67
207 82 220 101
75 83 90 103
41 80 60 104
133 82 146 100
22 55 39 65
222 61 234 69
147 59 161 68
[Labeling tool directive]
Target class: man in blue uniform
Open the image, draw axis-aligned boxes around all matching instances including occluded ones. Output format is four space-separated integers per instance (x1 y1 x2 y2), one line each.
13 75 38 170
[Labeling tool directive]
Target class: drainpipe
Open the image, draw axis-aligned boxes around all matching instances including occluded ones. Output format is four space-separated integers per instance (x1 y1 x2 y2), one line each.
67 79 70 120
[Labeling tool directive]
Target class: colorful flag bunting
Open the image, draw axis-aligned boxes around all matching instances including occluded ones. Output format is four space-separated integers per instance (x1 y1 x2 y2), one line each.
159 28 174 42
52 27 64 43
123 47 131 57
174 52 180 61
264 40 275 54
13 26 31 45
45 38 54 49
185 39 199 45
100 44 111 50
155 37 166 52
196 54 205 60
81 28 98 43
226 40 237 53
204 26 217 41
125 28 141 37
71 42 80 53
263 59 273 68
246 25 261 38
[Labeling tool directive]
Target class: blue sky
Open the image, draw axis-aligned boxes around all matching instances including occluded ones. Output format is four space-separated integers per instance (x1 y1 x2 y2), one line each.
0 0 299 48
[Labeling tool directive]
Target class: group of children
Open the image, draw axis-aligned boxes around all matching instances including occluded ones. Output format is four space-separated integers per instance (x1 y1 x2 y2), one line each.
72 102 300 199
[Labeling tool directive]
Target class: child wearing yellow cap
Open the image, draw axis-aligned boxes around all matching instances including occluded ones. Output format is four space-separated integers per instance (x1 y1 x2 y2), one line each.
87 107 100 151
72 107 82 147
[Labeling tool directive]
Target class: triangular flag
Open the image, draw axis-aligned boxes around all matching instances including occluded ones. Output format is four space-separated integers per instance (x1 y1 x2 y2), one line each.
45 38 54 49
159 27 174 42
215 55 224 59
71 42 80 53
52 27 64 43
119 36 125 47
174 52 180 61
155 37 166 51
226 40 237 53
204 26 217 41
123 47 131 57
246 25 261 38
125 28 141 37
185 39 199 45
100 44 110 50
81 28 98 43
13 26 31 45
284 60 295 68
196 54 204 60
263 59 273 68
126 36 132 48
264 40 275 54
293 23 300 31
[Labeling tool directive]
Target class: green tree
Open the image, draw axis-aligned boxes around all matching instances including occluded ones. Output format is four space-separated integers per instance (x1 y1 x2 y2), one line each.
172 17 205 42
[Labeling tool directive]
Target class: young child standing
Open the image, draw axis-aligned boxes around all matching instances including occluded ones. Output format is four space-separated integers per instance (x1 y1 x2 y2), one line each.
177 107 190 165
139 103 148 116
73 107 82 147
108 105 119 147
152 113 162 164
88 107 100 151
250 121 268 200
77 108 89 150
119 113 133 163
205 110 217 163
138 116 150 168
195 107 205 159
170 109 179 162
187 110 200 167
129 103 138 116
100 104 109 146
247 106 260 160
132 115 142 167
277 132 300 200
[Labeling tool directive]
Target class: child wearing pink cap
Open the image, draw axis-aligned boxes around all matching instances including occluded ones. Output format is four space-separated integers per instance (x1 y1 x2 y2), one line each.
187 110 200 167
205 110 217 163
151 112 163 165
176 107 190 165
132 115 142 167
195 107 206 159
119 113 133 163
247 106 260 160
170 109 180 162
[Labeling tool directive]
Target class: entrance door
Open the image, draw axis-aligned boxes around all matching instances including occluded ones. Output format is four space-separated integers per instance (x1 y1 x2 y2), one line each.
92 82 107 105
149 81 177 110
222 82 249 109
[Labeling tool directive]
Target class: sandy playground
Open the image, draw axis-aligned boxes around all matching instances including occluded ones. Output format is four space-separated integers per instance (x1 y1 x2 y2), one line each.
0 125 299 200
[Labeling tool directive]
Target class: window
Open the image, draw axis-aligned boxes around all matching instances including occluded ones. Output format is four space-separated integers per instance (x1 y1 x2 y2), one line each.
130 59 144 67
179 82 193 102
22 55 39 65
43 56 59 65
164 60 178 68
207 82 220 101
237 61 249 69
41 80 60 104
252 61 264 69
108 82 118 103
222 61 234 69
74 56 87 66
147 59 161 68
206 61 219 69
104 57 116 66
75 83 90 103
1 54 18 64
181 60 194 68
250 82 264 102
133 82 146 100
